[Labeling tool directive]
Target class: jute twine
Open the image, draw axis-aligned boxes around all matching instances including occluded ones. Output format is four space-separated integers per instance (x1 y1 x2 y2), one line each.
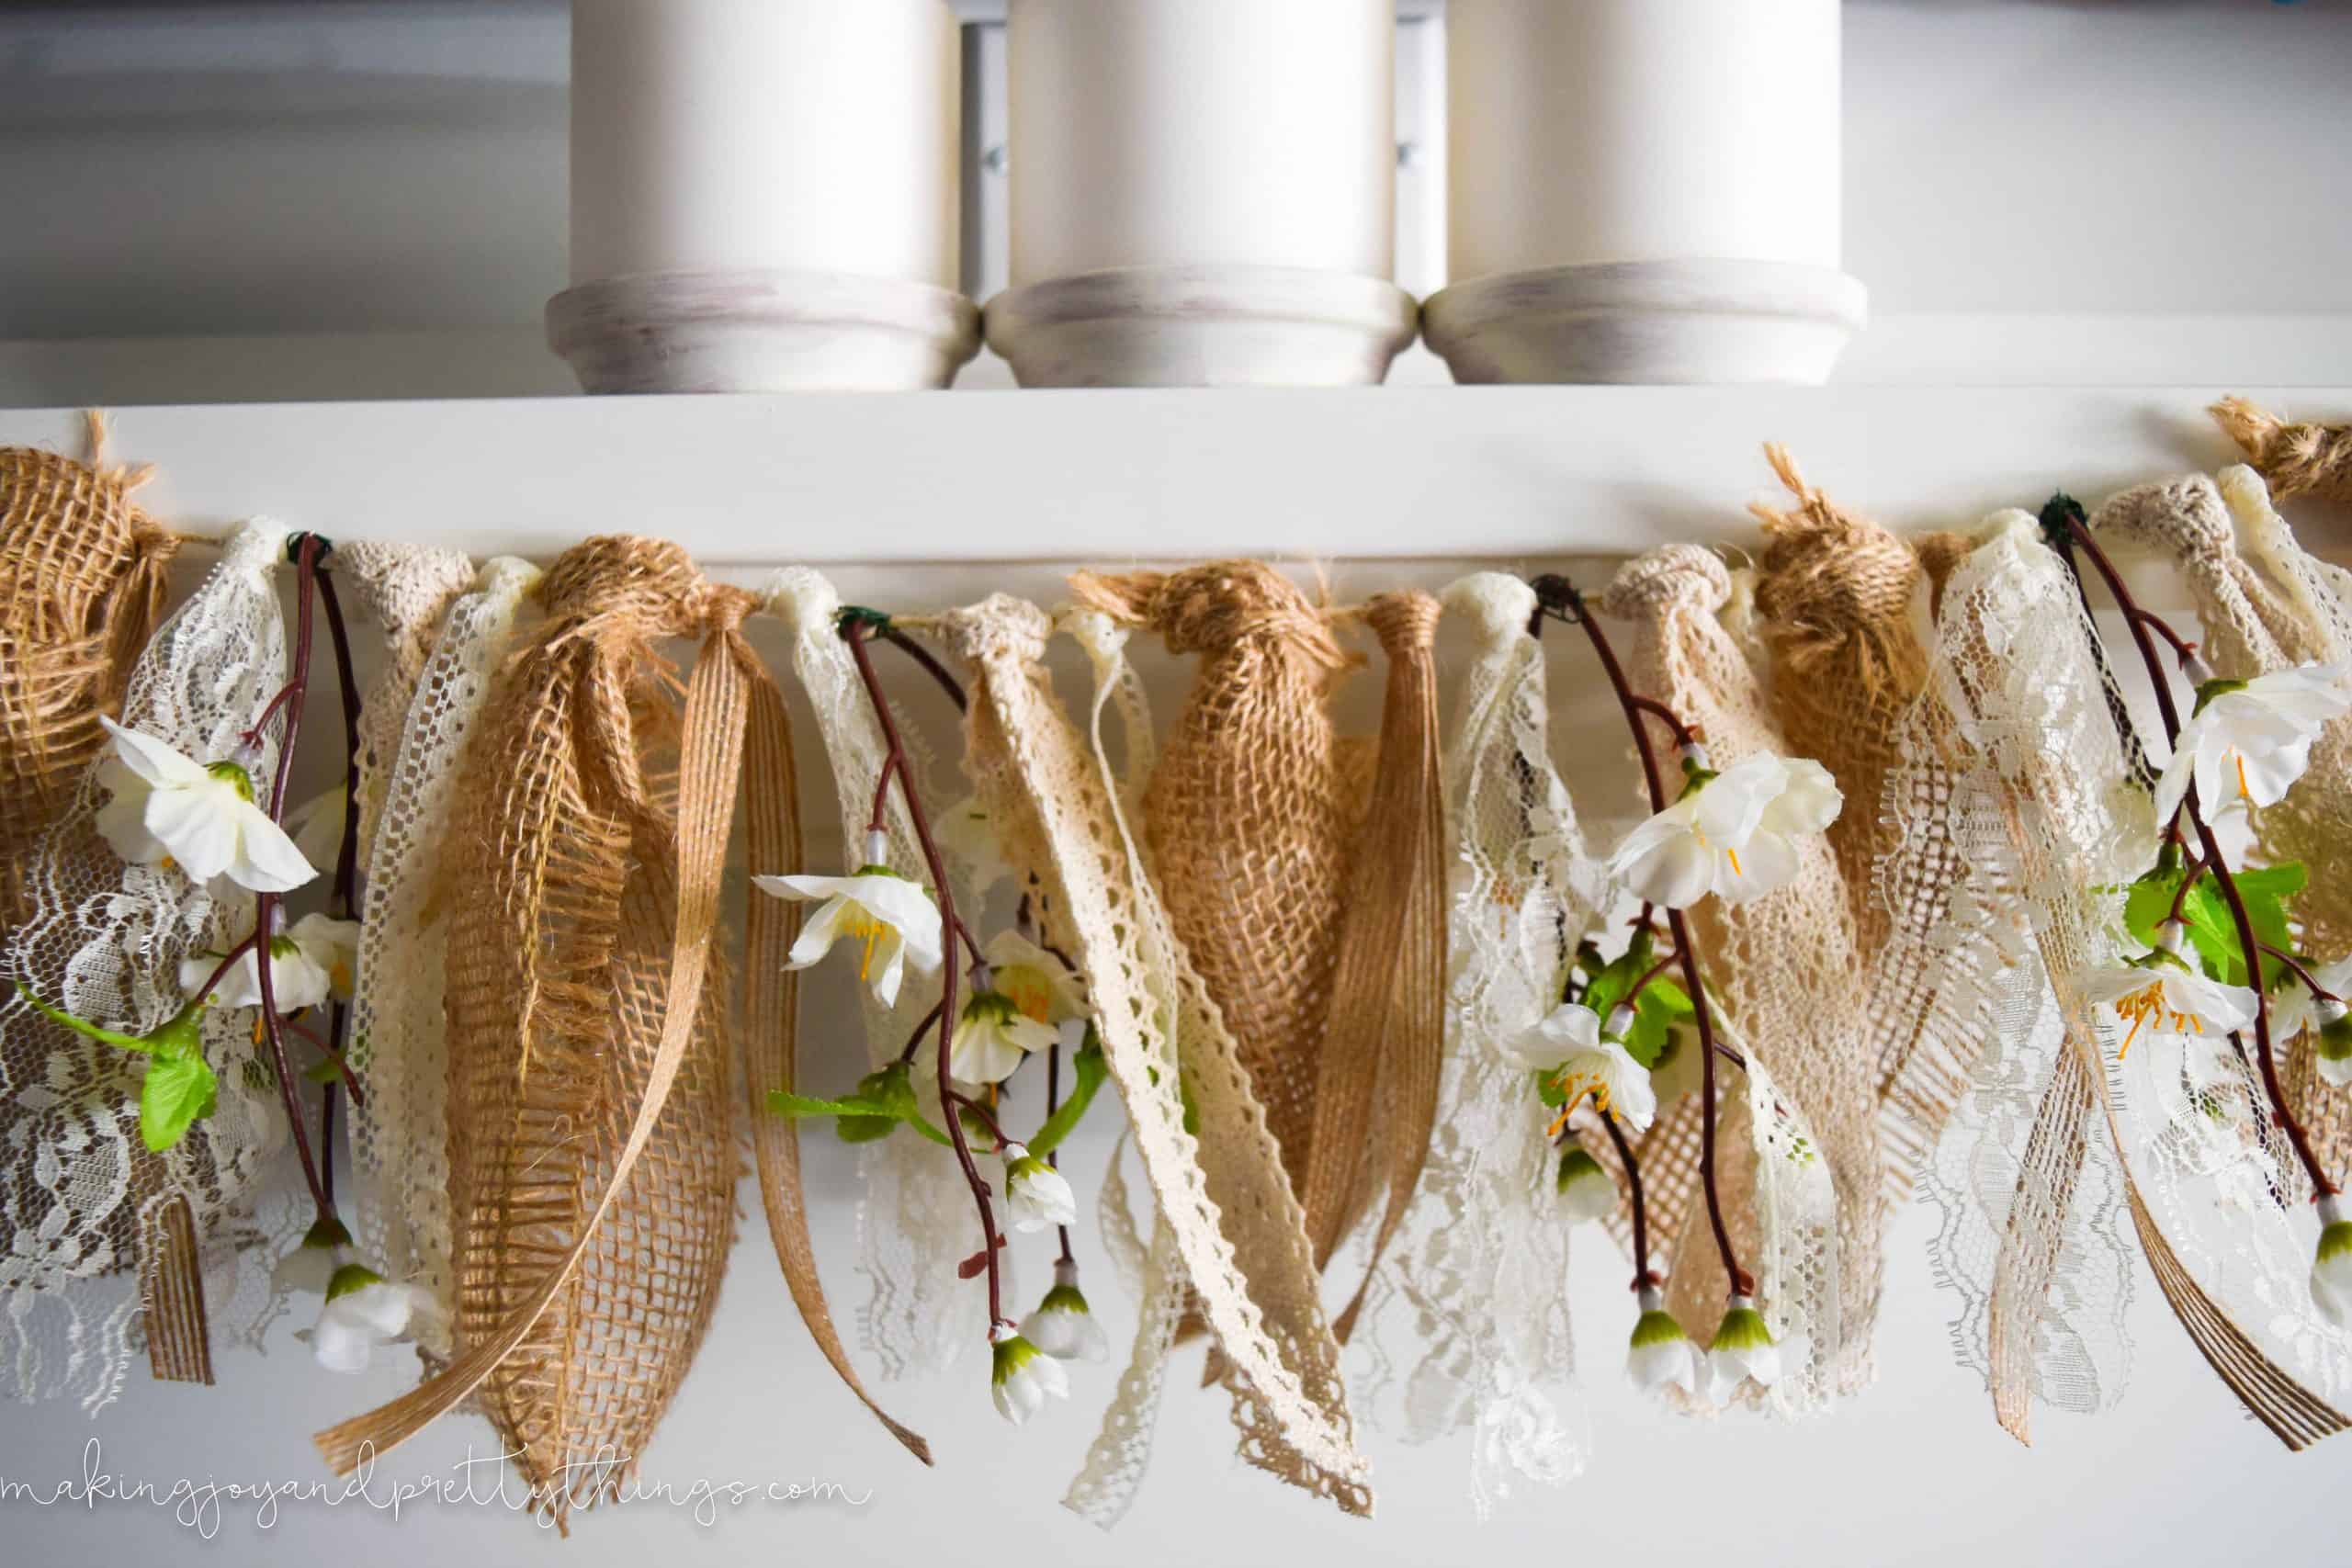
314 536 924 1517
0 419 178 928
2212 397 2352 504
1068 562 1360 1199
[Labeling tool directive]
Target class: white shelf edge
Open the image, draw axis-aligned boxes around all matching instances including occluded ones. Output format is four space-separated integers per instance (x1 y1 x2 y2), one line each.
1 386 2342 566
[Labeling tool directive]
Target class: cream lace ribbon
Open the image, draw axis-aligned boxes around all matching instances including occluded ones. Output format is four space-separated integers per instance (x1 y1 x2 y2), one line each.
763 567 974 1378
2091 468 2352 1177
934 593 1372 1517
1 521 297 1406
1905 512 2348 1447
1600 546 1858 1405
346 556 538 1354
331 540 474 863
1349 572 1590 1508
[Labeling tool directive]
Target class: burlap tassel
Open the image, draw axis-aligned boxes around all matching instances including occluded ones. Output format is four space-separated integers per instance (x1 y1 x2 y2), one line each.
934 594 1371 1517
314 538 777 1521
136 1194 211 1384
1746 447 1970 1204
1300 592 1447 1339
0 419 178 929
2088 470 2352 1179
2211 396 2352 504
1067 563 1362 1198
1602 546 1877 1397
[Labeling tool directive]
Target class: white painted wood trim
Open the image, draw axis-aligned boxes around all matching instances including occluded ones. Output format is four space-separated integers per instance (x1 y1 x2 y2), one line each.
0 387 2342 566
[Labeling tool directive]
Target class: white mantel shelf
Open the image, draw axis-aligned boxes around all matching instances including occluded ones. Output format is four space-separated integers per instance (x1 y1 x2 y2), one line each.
1 386 2343 566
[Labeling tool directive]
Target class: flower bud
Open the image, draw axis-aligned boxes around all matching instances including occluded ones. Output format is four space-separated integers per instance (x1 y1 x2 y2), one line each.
1555 1147 1617 1224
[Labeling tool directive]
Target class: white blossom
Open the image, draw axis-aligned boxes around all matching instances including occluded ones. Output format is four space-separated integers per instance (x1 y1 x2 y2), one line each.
96 718 314 894
989 1323 1070 1426
1609 752 1841 909
753 833 944 1008
1001 1142 1077 1234
2154 664 2350 825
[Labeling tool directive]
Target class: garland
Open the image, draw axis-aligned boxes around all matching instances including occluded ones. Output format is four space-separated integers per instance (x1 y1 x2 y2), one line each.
3 398 2350 1524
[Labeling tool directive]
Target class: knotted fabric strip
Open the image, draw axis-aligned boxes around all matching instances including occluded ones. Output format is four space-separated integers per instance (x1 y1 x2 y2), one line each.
0 423 179 928
314 538 771 1515
1299 591 1447 1340
935 592 1372 1518
1067 563 1360 1201
2212 397 2352 504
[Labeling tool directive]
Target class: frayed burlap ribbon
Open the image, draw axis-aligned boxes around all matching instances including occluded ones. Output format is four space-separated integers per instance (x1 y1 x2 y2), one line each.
2212 397 2352 504
1067 563 1361 1198
1 421 178 928
311 537 929 1514
1300 592 1446 1339
1746 448 1970 1206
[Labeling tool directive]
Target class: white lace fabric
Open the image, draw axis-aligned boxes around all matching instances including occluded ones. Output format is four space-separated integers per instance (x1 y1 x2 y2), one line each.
1601 547 1858 1406
1349 573 1590 1510
763 568 975 1379
937 594 1371 1522
345 556 537 1356
1 521 298 1408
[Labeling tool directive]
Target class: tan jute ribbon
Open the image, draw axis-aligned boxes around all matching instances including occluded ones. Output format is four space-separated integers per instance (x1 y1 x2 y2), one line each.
316 556 924 1472
1298 591 1447 1339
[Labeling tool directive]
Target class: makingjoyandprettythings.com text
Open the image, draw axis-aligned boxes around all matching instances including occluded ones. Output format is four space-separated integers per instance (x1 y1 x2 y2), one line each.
0 1439 871 1537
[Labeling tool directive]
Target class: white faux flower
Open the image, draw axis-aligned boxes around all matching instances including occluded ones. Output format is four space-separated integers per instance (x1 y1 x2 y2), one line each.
306 1263 438 1374
2078 927 2258 1060
1555 1147 1617 1224
1019 1261 1110 1362
1608 752 1842 910
1510 1002 1658 1134
180 912 359 1012
1627 1287 1702 1401
950 989 1059 1085
2313 1199 2352 1330
1706 1296 1790 1400
937 795 1012 895
95 717 315 894
989 1322 1070 1426
983 929 1089 1027
2154 664 2351 825
753 832 944 1008
1001 1142 1076 1233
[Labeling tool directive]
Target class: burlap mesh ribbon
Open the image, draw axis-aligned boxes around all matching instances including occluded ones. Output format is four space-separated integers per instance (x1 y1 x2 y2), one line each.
311 536 886 1513
2089 469 2352 1211
1600 545 1876 1398
934 593 1370 1517
2212 397 2352 505
1746 450 1973 1207
1067 563 1360 1201
1 427 178 929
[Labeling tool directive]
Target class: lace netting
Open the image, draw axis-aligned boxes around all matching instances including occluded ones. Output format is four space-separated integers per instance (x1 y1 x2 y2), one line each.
1899 511 2349 1446
1599 546 1863 1404
1 521 296 1408
762 568 974 1378
331 540 474 865
936 595 1371 1522
1349 573 1592 1510
2091 469 2352 1180
345 557 538 1357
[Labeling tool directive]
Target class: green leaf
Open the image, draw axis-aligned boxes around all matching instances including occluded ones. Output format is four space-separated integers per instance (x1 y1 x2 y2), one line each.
1025 1043 1107 1159
1622 976 1693 1070
140 1053 217 1151
2122 861 2305 987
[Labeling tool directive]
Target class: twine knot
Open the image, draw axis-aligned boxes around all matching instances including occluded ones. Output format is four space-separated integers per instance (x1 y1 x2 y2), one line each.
537 536 716 639
1363 589 1441 655
938 593 1051 667
1601 544 1732 618
1073 560 1351 670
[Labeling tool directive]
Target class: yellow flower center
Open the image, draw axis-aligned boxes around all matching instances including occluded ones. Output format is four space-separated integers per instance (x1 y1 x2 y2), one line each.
2112 978 2203 1060
1544 1066 1612 1138
2234 750 2252 803
847 908 889 981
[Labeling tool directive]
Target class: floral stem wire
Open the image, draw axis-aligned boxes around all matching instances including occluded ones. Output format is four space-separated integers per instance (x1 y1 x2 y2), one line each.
842 617 1008 1326
259 534 332 1224
311 556 365 1209
2052 502 2338 1199
1531 575 1752 1300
